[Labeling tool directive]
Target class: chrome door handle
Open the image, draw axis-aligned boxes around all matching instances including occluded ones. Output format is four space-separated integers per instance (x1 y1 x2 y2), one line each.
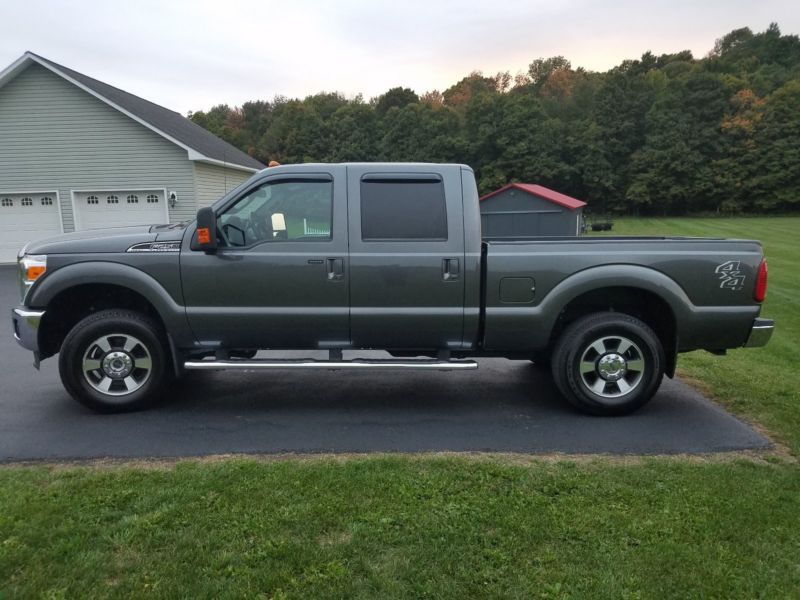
327 257 345 281
442 258 459 281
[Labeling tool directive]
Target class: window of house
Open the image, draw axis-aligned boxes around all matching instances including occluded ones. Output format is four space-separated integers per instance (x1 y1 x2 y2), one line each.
41 197 53 206
21 197 33 206
217 178 333 247
146 194 159 204
107 195 119 204
127 194 139 204
1 198 12 207
87 196 99 205
360 177 447 241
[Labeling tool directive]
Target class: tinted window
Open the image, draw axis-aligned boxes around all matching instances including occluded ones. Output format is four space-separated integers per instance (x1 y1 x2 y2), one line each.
361 178 447 240
218 178 332 247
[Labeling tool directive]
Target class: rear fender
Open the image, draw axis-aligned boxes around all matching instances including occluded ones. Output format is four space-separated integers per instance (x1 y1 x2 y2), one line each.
483 264 757 352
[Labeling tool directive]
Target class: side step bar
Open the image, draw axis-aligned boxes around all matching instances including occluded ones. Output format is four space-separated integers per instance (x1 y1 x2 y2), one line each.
184 358 478 371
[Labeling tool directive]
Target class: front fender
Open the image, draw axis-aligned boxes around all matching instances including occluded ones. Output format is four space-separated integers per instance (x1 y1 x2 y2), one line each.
26 261 194 346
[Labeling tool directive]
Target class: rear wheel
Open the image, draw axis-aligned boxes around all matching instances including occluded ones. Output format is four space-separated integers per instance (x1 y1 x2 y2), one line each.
58 309 170 413
551 312 665 416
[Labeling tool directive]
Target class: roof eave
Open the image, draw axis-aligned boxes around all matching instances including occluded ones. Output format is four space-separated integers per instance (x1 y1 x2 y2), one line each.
188 151 260 173
0 54 35 93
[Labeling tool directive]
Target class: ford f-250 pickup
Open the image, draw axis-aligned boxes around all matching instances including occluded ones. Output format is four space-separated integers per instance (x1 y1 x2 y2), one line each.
11 163 774 415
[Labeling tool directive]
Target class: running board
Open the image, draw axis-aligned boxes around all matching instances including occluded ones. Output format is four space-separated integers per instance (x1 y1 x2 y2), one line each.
183 358 478 371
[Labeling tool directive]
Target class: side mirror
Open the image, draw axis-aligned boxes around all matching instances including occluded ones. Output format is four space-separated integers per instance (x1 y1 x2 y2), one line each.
192 207 218 252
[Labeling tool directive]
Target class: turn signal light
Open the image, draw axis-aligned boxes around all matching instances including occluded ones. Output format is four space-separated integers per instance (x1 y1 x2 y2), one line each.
19 254 47 285
26 265 46 281
18 254 47 301
197 227 211 244
754 258 768 303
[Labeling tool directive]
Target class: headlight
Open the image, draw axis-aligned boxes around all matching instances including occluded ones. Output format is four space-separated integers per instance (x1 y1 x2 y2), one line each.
18 254 47 300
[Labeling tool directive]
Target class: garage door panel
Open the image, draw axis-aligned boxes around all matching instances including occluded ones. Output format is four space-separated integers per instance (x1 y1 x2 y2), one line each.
0 193 62 263
74 190 167 231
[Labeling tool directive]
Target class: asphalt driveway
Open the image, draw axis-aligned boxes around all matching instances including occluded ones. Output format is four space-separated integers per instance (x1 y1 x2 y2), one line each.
1 265 769 461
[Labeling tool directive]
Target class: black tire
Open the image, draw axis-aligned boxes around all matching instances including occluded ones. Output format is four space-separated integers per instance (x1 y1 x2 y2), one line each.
551 312 665 416
58 309 171 413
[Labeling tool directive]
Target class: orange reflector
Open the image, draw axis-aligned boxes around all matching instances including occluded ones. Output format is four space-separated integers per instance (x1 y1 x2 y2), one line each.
26 265 46 281
197 227 211 244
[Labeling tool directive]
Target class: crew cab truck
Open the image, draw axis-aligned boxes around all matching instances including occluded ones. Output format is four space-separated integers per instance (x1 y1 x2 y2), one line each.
12 163 773 415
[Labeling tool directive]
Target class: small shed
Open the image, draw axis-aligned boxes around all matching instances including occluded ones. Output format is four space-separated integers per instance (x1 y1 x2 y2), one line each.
479 183 587 238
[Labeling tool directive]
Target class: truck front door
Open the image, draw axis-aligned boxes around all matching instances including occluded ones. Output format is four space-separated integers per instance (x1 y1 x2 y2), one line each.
346 165 466 350
181 167 350 350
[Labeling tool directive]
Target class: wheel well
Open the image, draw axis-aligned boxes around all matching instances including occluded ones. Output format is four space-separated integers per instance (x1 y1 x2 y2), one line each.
551 287 678 377
39 284 166 359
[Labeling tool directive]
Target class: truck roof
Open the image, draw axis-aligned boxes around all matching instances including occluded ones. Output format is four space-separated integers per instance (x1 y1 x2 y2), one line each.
258 162 473 173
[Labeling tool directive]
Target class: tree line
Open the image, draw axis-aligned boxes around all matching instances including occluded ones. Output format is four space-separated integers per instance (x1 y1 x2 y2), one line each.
189 24 800 215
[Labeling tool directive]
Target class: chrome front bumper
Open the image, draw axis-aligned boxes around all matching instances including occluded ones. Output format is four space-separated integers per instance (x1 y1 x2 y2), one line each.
11 307 44 353
744 318 774 348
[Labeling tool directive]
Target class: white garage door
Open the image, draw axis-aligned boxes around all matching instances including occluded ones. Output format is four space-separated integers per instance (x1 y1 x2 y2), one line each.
0 192 62 263
73 190 169 231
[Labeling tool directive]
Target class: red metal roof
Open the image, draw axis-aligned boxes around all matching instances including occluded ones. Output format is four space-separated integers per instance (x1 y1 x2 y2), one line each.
479 183 586 210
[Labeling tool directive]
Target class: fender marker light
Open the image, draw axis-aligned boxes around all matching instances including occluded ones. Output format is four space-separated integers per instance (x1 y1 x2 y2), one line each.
197 227 211 244
19 254 47 295
27 265 46 280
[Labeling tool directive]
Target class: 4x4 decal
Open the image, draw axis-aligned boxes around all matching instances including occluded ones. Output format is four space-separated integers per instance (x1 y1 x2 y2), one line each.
715 261 746 290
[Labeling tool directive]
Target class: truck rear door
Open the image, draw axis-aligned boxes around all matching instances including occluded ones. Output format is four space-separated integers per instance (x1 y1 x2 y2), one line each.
346 165 466 350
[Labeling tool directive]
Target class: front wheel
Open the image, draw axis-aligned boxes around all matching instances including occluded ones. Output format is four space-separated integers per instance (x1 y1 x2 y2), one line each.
551 312 665 416
58 309 170 413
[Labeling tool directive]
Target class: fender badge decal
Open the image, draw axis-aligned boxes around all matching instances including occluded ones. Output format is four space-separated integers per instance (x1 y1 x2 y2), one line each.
715 260 746 291
127 241 181 253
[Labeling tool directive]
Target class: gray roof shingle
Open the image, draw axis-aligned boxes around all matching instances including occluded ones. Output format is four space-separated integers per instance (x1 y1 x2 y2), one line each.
28 53 263 171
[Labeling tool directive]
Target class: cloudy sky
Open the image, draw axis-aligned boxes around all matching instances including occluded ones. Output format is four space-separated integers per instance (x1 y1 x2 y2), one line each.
1 0 798 115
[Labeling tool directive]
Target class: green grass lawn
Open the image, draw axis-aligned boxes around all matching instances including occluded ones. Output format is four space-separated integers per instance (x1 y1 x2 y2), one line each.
2 216 799 598
2 457 799 598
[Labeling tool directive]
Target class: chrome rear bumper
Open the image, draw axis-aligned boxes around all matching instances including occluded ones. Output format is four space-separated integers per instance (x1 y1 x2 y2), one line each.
744 318 774 348
11 307 44 352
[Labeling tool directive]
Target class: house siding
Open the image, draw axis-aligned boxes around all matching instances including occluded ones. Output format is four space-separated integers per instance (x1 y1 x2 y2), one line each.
0 64 195 229
194 162 254 209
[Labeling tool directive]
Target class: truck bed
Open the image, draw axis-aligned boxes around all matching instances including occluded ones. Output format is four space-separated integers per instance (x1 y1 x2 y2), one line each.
481 236 765 353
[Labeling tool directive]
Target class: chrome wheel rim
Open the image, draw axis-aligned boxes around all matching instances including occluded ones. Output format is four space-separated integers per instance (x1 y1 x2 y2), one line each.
578 335 645 399
82 334 152 396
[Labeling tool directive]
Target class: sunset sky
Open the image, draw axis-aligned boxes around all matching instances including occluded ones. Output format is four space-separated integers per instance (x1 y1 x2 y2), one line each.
1 0 798 114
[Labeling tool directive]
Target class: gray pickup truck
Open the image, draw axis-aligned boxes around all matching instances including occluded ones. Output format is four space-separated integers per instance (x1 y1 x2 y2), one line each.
11 163 773 415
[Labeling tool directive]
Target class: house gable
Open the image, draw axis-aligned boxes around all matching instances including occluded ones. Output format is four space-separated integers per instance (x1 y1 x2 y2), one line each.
0 63 197 227
0 52 263 172
480 183 586 211
479 188 566 214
